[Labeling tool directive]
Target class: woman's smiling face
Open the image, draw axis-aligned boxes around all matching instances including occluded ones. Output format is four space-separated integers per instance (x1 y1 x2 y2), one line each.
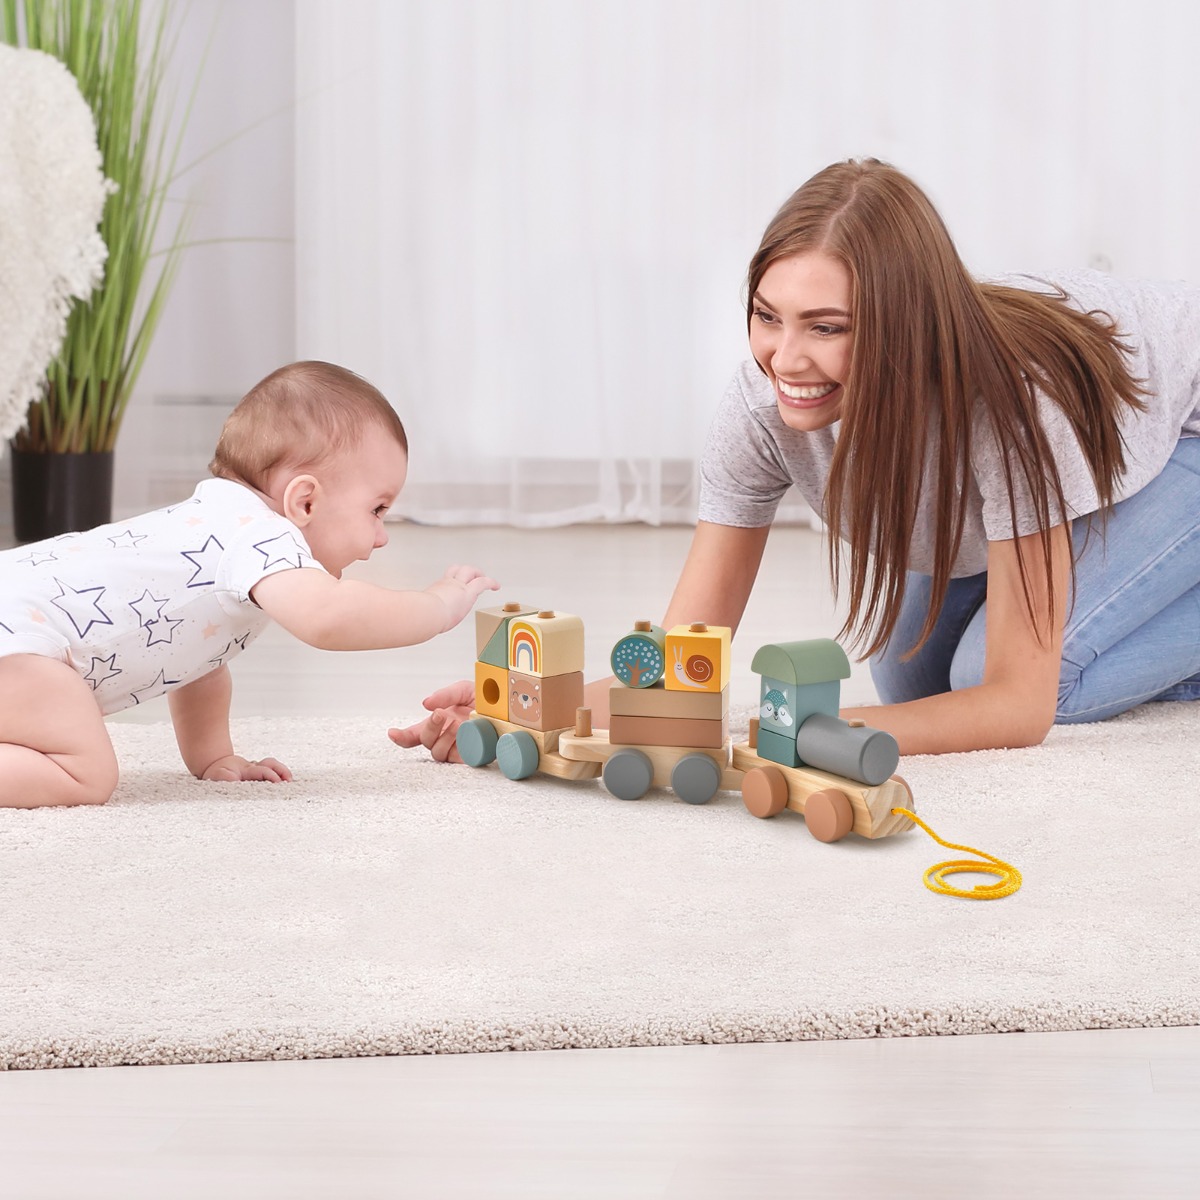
749 251 853 433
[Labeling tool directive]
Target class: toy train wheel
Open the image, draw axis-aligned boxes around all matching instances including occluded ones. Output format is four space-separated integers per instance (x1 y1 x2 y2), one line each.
603 748 654 800
742 766 788 818
457 718 499 768
496 730 540 780
804 788 854 843
671 753 721 805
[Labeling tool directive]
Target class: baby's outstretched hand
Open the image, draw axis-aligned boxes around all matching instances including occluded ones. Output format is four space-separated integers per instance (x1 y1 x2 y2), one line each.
201 754 293 784
427 564 500 630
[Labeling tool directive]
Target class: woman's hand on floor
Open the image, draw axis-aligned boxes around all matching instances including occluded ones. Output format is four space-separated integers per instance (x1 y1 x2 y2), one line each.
388 679 476 763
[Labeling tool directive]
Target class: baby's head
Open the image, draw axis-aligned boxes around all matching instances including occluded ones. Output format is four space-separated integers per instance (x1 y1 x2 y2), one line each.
211 361 409 577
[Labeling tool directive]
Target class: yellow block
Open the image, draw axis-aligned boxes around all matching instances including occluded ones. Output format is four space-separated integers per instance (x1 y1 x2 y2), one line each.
474 660 508 721
664 623 731 694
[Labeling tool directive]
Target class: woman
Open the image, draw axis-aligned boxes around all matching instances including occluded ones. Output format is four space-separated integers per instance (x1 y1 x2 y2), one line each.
396 158 1200 759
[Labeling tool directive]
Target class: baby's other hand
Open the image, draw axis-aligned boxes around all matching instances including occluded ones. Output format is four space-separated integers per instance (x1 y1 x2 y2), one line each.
427 564 500 630
388 680 475 763
201 754 293 783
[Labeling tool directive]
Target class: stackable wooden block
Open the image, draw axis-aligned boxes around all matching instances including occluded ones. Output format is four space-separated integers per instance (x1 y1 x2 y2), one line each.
608 680 730 748
476 602 538 668
608 681 728 720
608 712 729 749
507 670 585 732
507 610 584 678
755 723 801 769
610 620 667 688
664 623 731 694
472 605 585 731
474 660 509 721
750 638 852 770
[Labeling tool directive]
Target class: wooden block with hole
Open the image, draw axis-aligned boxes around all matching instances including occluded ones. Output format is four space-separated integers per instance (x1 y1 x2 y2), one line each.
508 610 584 678
608 681 728 720
664 623 731 694
474 660 509 721
507 670 584 732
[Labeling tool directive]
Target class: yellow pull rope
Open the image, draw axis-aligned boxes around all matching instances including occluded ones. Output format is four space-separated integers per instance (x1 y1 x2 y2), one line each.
891 808 1022 900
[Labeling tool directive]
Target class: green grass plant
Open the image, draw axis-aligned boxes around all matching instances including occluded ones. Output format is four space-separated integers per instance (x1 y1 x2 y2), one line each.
2 0 191 453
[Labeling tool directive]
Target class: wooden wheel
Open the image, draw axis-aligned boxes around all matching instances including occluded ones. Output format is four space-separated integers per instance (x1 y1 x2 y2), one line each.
456 718 498 768
804 788 854 842
496 730 539 780
742 766 788 818
603 748 654 800
671 753 721 805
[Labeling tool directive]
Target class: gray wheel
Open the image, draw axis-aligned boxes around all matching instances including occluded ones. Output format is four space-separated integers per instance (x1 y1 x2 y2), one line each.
457 718 499 768
670 753 721 805
496 730 540 780
603 748 654 800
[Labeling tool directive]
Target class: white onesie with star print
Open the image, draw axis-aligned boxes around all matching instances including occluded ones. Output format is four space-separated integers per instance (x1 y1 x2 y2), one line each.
0 478 327 715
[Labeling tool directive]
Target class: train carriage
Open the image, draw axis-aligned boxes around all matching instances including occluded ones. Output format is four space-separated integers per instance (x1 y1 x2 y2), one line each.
456 603 915 843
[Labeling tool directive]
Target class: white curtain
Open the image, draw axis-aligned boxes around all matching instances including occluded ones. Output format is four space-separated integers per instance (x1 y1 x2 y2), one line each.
294 0 1200 527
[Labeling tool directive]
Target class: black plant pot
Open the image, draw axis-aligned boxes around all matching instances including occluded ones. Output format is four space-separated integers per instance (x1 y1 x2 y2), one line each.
10 448 115 544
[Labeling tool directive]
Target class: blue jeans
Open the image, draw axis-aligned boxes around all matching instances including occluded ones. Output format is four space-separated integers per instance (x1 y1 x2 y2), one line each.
870 435 1200 723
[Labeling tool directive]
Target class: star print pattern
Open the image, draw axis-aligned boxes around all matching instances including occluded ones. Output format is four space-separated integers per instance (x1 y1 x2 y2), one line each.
129 668 182 706
50 578 113 639
0 478 327 716
254 531 314 571
84 654 122 690
181 534 225 587
128 589 184 647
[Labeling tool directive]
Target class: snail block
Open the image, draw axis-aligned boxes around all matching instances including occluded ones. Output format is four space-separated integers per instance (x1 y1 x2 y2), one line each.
664 622 731 695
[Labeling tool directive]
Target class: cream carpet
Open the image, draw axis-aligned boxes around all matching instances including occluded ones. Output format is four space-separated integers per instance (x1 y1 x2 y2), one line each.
2 703 1197 1070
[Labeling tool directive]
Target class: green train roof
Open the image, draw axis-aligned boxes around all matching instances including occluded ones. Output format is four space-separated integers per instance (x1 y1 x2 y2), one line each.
750 638 851 684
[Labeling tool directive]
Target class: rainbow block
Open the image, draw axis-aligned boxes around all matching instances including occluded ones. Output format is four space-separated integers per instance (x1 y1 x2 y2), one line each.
507 610 584 678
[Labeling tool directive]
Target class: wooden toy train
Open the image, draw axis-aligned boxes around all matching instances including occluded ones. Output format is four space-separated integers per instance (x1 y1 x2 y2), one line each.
456 603 915 843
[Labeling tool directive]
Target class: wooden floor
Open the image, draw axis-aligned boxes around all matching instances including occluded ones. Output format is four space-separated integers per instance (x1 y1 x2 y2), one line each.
3 520 1198 1198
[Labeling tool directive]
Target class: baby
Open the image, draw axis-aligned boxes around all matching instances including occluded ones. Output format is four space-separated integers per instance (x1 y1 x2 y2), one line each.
0 361 498 808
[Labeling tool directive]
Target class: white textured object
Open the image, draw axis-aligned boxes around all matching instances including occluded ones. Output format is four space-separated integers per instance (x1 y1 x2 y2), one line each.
0 45 111 440
1 702 1197 1070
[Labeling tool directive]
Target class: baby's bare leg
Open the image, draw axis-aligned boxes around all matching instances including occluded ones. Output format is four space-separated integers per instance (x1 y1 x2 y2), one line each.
0 655 118 808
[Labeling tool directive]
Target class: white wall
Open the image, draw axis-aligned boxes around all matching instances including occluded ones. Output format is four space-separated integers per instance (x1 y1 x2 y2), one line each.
8 0 1200 525
292 0 1200 524
113 0 297 515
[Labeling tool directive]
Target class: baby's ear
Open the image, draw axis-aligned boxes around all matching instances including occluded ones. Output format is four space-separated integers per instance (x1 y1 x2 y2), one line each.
281 474 320 525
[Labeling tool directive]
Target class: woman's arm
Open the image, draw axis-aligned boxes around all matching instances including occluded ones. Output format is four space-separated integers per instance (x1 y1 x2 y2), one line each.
584 521 772 725
842 523 1071 753
661 521 773 633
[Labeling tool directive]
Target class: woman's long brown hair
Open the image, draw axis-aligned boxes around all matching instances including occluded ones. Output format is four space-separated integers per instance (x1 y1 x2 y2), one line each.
747 158 1145 659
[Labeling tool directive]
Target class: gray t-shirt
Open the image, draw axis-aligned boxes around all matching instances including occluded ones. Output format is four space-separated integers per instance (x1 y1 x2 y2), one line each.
698 269 1200 576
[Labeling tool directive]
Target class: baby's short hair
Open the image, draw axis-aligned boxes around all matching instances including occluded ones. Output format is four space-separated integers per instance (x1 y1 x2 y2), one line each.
210 361 408 490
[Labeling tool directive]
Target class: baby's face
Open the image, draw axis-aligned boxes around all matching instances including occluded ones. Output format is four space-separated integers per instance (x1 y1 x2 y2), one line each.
304 436 408 577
